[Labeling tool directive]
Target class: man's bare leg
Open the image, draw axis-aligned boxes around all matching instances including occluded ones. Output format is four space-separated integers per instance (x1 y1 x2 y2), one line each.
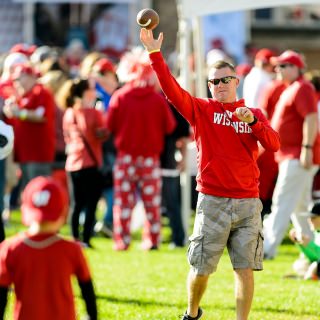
234 268 254 320
186 270 209 317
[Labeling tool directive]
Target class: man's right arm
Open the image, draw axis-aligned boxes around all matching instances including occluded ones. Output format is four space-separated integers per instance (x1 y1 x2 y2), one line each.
140 28 196 125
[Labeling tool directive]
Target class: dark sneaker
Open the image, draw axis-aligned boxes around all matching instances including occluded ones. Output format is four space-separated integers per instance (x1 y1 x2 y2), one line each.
181 307 203 320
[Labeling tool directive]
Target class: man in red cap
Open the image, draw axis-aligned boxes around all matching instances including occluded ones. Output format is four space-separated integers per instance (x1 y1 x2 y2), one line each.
3 64 56 189
263 50 320 259
91 57 119 237
0 176 97 320
257 72 287 218
91 57 118 110
243 48 277 217
243 48 275 109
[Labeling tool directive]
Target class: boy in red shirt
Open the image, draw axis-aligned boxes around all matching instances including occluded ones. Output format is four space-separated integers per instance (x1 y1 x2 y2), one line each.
0 176 97 320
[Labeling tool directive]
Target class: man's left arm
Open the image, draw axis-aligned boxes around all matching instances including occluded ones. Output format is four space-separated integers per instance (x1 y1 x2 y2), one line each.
234 107 280 152
251 112 280 152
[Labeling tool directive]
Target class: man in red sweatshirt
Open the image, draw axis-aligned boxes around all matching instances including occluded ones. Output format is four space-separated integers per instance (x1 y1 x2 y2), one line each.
140 29 280 320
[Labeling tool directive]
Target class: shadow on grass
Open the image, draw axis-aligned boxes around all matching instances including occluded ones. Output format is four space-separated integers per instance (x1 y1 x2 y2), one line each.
201 304 319 318
254 306 319 317
95 294 184 308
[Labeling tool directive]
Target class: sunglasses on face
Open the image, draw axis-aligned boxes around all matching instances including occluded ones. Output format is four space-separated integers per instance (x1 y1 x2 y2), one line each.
278 63 294 69
208 76 237 86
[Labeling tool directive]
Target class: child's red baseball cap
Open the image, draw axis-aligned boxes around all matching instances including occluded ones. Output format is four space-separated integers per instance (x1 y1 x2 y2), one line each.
21 176 68 226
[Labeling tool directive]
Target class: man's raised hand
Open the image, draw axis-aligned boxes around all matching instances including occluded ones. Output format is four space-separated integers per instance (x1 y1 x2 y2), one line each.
140 28 163 52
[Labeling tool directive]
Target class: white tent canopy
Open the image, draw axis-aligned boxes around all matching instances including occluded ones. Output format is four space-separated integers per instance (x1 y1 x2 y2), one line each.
181 0 320 18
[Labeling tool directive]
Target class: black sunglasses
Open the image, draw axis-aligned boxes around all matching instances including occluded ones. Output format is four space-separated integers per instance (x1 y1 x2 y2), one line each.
208 76 237 86
278 63 294 69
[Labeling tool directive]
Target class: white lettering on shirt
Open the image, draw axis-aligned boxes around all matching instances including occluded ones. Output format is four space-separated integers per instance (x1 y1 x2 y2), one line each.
213 112 252 133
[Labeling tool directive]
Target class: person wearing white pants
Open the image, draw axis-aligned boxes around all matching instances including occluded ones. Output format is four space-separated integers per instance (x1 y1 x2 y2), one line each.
263 159 318 258
262 50 320 259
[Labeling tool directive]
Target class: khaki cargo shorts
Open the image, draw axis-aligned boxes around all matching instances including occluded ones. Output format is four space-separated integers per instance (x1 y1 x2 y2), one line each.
187 193 263 275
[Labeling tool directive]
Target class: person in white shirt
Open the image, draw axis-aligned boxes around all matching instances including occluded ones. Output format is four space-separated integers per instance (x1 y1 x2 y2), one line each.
243 48 275 109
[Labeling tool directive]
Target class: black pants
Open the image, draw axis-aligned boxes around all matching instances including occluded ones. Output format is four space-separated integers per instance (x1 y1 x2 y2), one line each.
69 167 102 245
162 176 185 246
0 159 5 243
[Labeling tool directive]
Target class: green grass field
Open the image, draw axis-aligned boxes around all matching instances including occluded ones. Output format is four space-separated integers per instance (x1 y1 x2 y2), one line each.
3 212 320 320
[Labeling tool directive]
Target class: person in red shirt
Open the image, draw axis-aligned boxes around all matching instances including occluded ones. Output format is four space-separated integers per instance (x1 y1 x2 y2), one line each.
263 51 320 260
256 79 287 216
0 52 28 101
0 176 97 320
305 70 320 202
2 64 56 189
140 29 280 320
107 47 176 251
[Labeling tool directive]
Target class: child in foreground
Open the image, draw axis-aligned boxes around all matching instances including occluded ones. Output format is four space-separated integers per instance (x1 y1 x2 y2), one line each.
0 176 97 320
289 202 320 280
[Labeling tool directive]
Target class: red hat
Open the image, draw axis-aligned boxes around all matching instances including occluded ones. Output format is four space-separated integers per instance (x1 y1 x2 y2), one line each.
270 50 305 69
21 176 68 225
93 58 115 74
211 38 224 50
10 43 37 57
11 64 36 80
255 48 275 63
236 63 252 77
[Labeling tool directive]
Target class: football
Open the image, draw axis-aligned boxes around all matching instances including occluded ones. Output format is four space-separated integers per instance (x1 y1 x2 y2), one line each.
136 8 159 30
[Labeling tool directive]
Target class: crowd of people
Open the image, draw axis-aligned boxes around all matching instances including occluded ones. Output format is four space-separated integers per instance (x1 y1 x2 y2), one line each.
0 31 319 319
0 42 190 251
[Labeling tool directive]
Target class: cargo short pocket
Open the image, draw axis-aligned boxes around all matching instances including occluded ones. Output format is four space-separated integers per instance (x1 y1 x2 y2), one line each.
187 234 204 267
254 231 264 264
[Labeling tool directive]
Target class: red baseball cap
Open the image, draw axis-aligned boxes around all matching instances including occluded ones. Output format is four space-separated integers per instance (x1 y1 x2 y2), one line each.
21 176 68 226
236 63 252 77
10 43 37 57
93 58 115 74
270 50 305 69
255 48 275 63
11 64 36 80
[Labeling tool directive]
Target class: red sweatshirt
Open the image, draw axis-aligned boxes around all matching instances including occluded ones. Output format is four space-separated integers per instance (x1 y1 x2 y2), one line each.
107 83 176 157
150 52 280 198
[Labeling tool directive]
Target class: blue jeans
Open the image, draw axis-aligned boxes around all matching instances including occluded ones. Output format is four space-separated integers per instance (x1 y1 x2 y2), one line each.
102 187 114 226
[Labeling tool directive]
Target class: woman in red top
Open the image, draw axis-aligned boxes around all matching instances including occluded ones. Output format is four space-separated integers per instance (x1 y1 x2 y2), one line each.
58 78 107 247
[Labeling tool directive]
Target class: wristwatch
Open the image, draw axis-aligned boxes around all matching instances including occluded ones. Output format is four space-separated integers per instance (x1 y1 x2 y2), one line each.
248 116 258 126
